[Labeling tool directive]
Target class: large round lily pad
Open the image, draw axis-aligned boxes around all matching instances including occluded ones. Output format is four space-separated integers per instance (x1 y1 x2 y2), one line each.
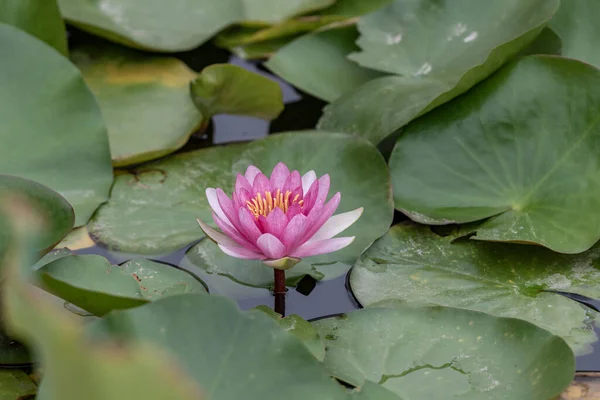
266 26 385 102
314 306 574 400
37 256 207 316
550 0 600 69
58 0 335 52
350 223 600 355
0 0 68 55
87 294 352 399
389 55 600 253
0 23 113 226
88 132 393 266
0 175 74 256
317 0 559 144
71 41 204 167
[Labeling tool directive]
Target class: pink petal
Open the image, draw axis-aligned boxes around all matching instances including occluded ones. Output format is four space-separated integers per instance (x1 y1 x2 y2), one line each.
283 170 301 193
301 170 317 195
206 188 232 228
302 179 319 213
216 188 239 229
281 214 307 251
252 173 272 195
238 207 262 243
244 165 261 185
308 207 363 242
260 207 288 237
219 244 266 260
235 174 254 195
212 212 260 252
197 218 239 247
286 203 302 221
302 192 341 243
270 162 290 190
314 174 331 209
291 237 355 258
256 233 287 259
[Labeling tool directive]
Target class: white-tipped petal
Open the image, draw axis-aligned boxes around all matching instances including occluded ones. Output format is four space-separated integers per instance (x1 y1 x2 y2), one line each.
301 170 317 195
308 207 363 242
196 218 239 247
291 237 355 258
218 244 266 260
206 188 232 227
244 165 261 185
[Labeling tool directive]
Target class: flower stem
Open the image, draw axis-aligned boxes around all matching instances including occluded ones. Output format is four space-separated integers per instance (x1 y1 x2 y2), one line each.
273 269 286 316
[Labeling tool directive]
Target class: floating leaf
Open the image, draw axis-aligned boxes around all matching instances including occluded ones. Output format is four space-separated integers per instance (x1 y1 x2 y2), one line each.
253 305 325 361
58 0 335 52
549 0 600 69
216 16 344 50
87 294 350 399
0 0 67 55
0 369 37 399
0 176 74 257
71 41 204 167
37 256 207 316
317 0 559 143
0 24 113 226
389 56 600 253
266 26 385 101
350 223 600 354
190 64 283 119
316 0 394 17
88 132 393 262
314 306 574 400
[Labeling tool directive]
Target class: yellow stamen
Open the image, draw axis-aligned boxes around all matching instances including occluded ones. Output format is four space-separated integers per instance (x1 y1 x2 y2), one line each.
245 189 303 219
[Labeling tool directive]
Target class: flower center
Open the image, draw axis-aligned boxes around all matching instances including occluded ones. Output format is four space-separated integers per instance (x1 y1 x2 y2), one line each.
246 189 303 218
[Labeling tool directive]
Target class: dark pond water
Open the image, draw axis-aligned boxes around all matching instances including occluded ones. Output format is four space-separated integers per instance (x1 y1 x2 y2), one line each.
19 30 600 373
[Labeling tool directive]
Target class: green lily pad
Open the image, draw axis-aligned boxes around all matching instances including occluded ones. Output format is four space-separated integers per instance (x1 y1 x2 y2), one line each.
316 0 394 17
71 41 204 167
0 176 74 256
216 16 345 49
190 64 283 120
317 0 559 144
350 223 600 355
0 369 37 399
266 25 386 102
549 0 600 69
0 0 67 55
253 305 326 361
314 306 574 400
389 55 600 253
55 227 95 251
0 23 113 226
57 0 335 52
37 256 207 316
229 36 300 60
88 131 393 259
87 294 350 399
348 382 404 400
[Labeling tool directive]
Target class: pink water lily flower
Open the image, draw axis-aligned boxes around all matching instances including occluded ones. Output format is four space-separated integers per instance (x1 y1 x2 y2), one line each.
197 162 363 270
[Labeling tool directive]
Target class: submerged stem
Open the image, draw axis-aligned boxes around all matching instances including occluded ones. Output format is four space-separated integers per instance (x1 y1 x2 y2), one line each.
273 269 286 316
